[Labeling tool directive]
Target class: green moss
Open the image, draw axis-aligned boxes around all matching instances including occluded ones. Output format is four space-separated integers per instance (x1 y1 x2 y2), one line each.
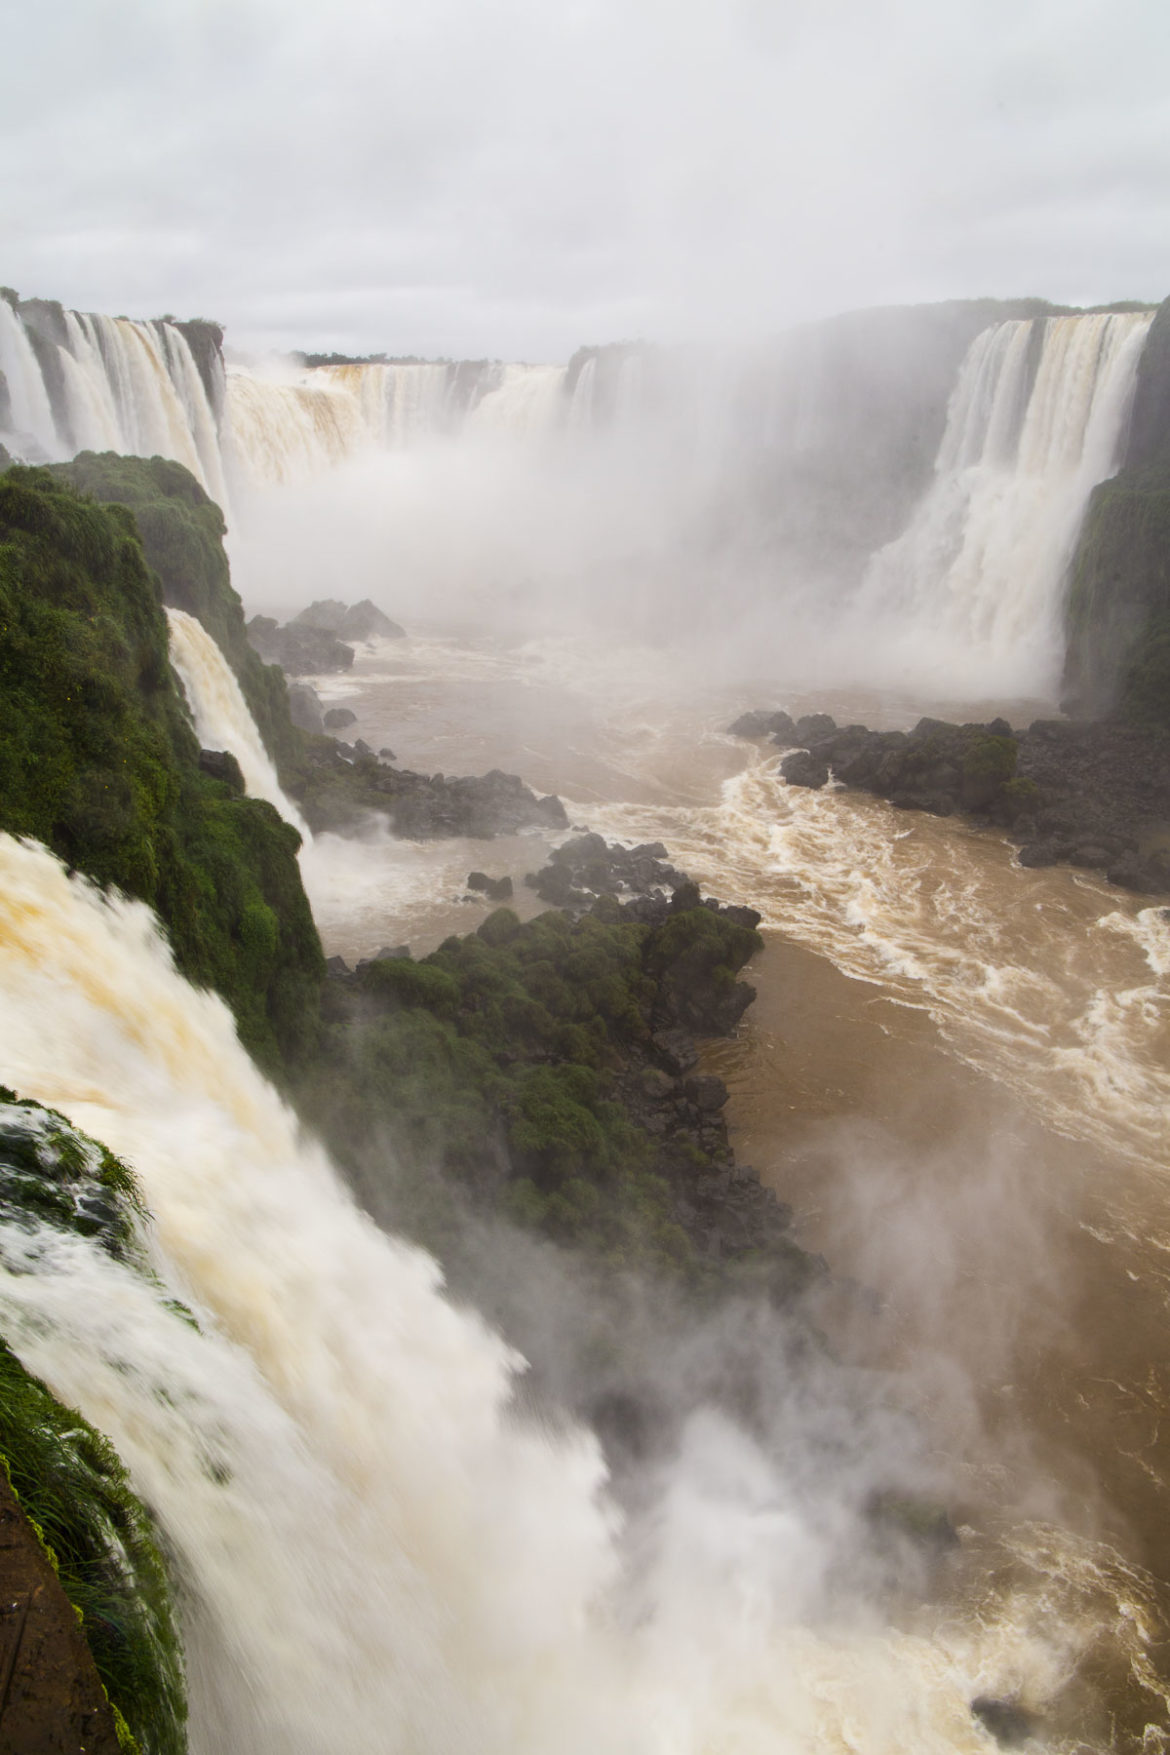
0 467 324 1074
53 453 306 778
0 1097 185 1755
306 898 769 1284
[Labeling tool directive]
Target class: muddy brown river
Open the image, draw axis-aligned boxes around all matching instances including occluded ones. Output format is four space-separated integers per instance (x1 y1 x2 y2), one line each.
294 623 1170 1750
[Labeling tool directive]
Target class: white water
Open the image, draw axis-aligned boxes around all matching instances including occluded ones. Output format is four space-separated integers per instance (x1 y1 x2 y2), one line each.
852 312 1152 695
166 608 310 837
0 830 1088 1755
0 303 227 500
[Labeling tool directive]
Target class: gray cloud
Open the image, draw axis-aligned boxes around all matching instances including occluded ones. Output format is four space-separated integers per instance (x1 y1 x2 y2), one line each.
4 0 1169 357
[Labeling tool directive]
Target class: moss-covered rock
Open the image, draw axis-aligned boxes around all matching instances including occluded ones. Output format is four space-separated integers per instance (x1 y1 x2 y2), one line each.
0 466 324 1073
54 453 305 778
307 892 814 1299
0 1094 186 1755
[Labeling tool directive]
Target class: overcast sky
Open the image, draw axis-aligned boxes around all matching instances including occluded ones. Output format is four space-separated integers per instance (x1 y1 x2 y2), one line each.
4 0 1169 360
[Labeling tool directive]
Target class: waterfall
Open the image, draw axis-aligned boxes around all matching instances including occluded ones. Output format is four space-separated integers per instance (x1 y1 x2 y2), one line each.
852 310 1153 693
0 298 61 458
0 829 1048 1754
0 300 228 502
166 608 310 837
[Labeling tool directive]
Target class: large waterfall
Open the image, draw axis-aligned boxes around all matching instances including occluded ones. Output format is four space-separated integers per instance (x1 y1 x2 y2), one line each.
851 311 1153 692
0 290 1155 694
0 831 1032 1755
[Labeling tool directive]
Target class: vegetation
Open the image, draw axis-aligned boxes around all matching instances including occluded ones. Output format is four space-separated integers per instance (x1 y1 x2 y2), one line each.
0 466 324 1072
0 1094 186 1755
56 453 304 775
299 897 809 1295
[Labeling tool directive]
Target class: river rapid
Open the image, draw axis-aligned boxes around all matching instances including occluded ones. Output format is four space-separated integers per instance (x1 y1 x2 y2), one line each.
297 622 1170 1750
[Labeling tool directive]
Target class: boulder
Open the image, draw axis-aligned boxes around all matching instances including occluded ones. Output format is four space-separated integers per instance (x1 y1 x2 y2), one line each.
323 706 358 730
286 681 326 733
197 749 244 791
246 615 354 675
467 871 514 902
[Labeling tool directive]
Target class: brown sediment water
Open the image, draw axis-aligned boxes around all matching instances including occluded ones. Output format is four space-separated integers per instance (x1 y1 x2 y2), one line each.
294 626 1170 1746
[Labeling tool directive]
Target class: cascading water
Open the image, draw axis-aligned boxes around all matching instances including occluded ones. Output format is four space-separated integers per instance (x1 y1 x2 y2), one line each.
0 829 1044 1755
851 311 1153 695
0 300 227 501
166 608 310 837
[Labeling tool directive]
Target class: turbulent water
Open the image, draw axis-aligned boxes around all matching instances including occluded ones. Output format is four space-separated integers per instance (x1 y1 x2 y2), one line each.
3 290 1168 1746
0 824 1097 1755
240 622 1170 1750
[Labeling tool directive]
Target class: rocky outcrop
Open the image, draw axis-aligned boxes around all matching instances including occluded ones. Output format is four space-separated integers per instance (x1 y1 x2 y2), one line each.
524 832 685 909
246 614 354 675
288 736 568 839
293 598 405 640
0 1473 123 1755
733 708 1170 895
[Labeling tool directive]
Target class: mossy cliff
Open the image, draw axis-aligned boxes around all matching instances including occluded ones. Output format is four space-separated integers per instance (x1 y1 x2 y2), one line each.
54 452 304 778
0 465 323 1073
1063 297 1170 728
307 886 815 1302
0 1093 187 1755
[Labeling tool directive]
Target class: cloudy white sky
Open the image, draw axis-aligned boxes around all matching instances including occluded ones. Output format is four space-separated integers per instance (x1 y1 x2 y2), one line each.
5 0 1170 360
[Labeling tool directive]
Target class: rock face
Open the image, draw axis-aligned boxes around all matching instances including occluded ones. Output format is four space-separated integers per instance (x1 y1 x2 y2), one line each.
246 614 354 675
732 706 1170 895
0 1473 123 1755
293 598 406 640
524 833 685 910
286 681 326 734
290 739 569 840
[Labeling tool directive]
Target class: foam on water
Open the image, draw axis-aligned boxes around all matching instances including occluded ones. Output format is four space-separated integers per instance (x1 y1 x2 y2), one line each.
0 830 1144 1753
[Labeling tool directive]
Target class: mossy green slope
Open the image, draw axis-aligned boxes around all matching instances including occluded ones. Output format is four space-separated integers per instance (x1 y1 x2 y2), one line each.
0 1092 186 1755
0 466 323 1073
54 452 303 776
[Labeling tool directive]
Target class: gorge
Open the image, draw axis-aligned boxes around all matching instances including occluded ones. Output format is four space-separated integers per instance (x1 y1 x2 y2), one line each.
0 285 1169 1754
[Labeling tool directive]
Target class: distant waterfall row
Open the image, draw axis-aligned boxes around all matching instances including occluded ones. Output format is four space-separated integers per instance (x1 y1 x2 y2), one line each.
854 310 1152 690
0 292 643 495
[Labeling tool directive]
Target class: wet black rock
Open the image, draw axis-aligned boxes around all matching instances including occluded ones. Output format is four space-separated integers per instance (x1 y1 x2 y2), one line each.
524 833 685 910
794 712 838 744
971 1697 1035 1747
246 614 354 675
467 871 514 901
287 681 326 734
197 749 244 791
293 598 405 640
323 707 358 730
727 708 799 742
734 699 1170 896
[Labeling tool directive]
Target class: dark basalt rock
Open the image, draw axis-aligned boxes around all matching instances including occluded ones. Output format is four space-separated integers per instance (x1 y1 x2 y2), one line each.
287 681 326 734
293 597 405 640
289 735 570 840
246 614 354 676
467 871 514 901
727 708 798 742
780 748 831 789
323 706 358 730
524 832 686 910
971 1697 1035 1747
736 697 1170 895
794 712 838 744
197 748 244 791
